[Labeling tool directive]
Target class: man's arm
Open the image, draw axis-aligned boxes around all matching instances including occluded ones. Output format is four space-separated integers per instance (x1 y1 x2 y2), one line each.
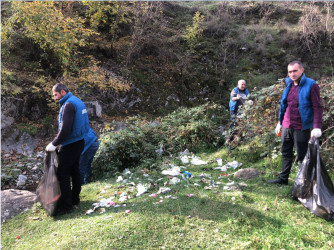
231 89 240 101
311 84 323 129
52 103 75 146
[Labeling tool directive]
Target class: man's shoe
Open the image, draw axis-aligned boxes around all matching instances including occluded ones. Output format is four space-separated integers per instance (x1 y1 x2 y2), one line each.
267 178 288 185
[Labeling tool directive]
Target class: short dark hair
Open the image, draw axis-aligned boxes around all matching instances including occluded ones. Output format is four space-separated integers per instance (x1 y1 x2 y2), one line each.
52 83 69 93
288 60 303 69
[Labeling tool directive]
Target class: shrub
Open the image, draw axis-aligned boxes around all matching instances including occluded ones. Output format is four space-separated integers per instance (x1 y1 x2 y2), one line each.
93 103 228 178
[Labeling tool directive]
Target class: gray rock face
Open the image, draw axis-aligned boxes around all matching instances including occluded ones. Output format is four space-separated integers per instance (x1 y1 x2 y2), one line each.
1 127 40 156
233 168 260 180
84 101 102 118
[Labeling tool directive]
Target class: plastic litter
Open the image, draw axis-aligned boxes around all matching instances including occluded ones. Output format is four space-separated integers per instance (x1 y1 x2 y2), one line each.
136 183 147 197
169 177 181 185
180 149 191 156
186 194 194 197
125 210 131 213
155 144 164 155
191 156 208 165
216 158 223 166
182 171 192 178
162 166 181 176
214 165 227 171
157 187 171 194
149 193 157 198
181 155 189 164
222 161 242 170
291 138 334 221
116 176 123 183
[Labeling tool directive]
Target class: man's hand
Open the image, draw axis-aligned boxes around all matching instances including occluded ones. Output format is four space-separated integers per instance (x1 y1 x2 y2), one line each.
311 128 322 138
46 142 56 151
275 123 282 136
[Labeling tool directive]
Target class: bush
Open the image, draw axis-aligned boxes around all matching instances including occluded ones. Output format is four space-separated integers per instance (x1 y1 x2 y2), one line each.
93 103 228 178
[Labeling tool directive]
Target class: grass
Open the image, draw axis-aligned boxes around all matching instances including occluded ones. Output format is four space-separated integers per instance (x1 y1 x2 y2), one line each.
2 147 334 249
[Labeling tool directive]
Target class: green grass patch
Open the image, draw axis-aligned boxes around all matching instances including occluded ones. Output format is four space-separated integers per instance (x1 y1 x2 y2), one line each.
2 149 334 249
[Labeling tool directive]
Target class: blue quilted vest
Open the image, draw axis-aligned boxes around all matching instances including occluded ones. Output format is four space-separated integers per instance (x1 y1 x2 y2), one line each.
229 87 249 111
278 73 316 130
82 128 97 154
58 92 89 146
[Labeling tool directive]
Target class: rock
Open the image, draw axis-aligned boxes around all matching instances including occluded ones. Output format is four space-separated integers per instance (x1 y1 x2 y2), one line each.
1 189 37 221
84 101 102 118
233 168 260 180
1 127 40 156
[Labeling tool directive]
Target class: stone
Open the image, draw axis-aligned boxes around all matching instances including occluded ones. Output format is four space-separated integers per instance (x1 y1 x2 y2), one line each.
1 189 37 221
233 168 260 180
84 101 102 118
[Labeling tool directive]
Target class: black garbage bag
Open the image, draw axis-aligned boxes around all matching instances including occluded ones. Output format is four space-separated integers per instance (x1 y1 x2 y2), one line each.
36 151 61 216
291 138 334 221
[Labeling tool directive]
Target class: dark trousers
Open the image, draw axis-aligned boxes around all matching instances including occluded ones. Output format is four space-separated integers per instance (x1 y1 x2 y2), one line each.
57 139 84 210
79 140 99 185
279 126 310 181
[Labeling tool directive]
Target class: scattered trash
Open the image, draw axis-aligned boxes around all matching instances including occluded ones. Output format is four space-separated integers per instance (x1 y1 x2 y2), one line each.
180 149 191 156
116 176 123 183
86 209 95 215
149 193 157 198
214 165 227 171
119 192 130 202
123 168 132 175
155 144 164 155
136 183 147 197
181 155 189 164
125 210 131 213
191 156 208 165
182 171 192 178
162 166 181 176
194 183 201 187
216 158 223 166
28 217 40 220
143 173 150 177
186 194 194 197
16 236 20 240
99 208 106 214
157 187 171 194
225 161 242 169
169 177 181 185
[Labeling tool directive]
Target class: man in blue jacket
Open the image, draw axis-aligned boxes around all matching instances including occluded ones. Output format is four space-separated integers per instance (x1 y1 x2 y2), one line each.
229 79 249 129
46 83 89 215
79 128 99 185
268 61 323 185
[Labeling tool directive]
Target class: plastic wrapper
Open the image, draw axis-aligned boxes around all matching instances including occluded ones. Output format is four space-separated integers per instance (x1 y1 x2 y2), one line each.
291 138 334 221
36 151 61 216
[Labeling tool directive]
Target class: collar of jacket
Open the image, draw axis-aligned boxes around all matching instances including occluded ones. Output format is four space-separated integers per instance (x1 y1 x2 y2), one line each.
59 92 73 106
285 73 307 87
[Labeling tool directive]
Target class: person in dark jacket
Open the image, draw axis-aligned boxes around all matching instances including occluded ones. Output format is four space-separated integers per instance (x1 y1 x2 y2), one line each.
79 128 99 185
268 61 323 185
46 83 89 215
229 79 249 129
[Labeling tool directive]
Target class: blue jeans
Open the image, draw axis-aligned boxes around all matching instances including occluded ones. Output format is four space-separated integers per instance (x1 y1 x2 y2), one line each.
79 140 99 185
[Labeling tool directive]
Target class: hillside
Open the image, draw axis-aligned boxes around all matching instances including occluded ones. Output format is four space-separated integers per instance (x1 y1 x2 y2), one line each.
2 1 334 118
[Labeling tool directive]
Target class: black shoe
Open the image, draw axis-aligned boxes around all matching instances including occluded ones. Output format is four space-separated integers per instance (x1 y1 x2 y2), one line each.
267 178 288 185
53 208 73 217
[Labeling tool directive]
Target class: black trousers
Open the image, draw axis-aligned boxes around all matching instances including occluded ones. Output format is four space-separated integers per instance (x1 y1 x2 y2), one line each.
279 126 310 181
57 139 84 210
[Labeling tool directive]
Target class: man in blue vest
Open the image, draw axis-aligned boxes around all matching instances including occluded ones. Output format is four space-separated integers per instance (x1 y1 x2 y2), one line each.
46 83 89 215
79 127 99 185
229 79 249 129
268 61 323 185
